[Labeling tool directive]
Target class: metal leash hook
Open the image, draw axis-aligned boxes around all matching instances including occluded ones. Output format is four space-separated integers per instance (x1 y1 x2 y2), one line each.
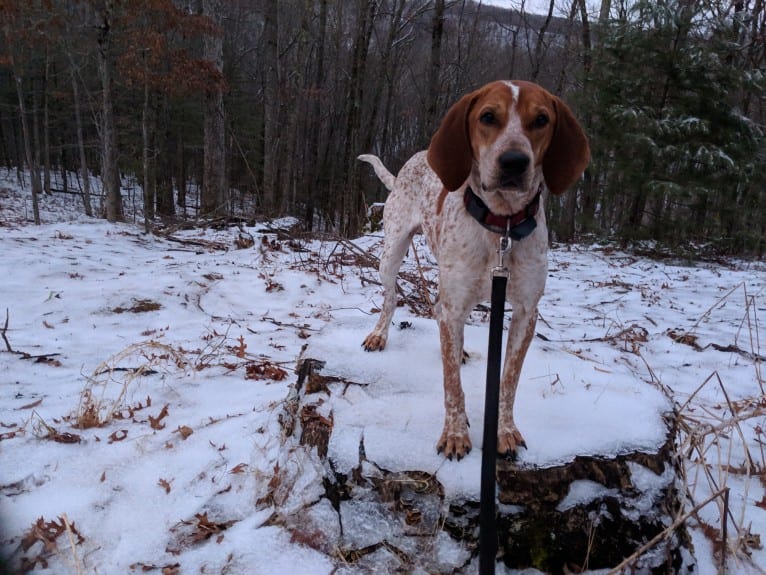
480 220 512 575
492 221 512 277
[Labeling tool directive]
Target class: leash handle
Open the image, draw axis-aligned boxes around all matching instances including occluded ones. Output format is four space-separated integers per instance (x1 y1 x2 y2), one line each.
479 266 508 574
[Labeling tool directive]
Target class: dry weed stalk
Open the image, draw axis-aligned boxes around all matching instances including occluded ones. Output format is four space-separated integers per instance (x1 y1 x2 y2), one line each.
61 513 85 575
672 284 766 573
676 370 765 571
76 341 187 429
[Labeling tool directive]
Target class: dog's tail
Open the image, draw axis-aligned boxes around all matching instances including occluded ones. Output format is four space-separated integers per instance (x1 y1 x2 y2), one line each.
357 154 396 193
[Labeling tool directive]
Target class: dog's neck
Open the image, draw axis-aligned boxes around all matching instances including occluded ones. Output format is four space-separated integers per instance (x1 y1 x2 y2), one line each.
463 183 543 240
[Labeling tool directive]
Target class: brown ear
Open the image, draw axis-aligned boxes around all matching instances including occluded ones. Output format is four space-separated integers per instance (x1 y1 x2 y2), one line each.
427 92 476 192
543 97 590 195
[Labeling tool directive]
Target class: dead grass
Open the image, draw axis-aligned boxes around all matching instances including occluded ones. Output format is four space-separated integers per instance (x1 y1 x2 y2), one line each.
75 341 187 429
640 283 766 573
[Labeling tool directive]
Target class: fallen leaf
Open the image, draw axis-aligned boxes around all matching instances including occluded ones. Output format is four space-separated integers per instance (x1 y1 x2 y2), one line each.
174 425 193 440
50 431 82 444
158 478 172 494
229 463 249 474
108 430 128 443
149 405 170 430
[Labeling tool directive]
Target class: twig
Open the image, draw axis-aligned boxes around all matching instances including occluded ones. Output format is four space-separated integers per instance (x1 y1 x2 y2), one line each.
61 513 85 575
2 308 12 352
718 487 729 573
607 488 727 574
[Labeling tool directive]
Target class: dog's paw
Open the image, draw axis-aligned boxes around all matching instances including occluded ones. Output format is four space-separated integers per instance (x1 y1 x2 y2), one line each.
497 425 527 459
437 425 472 461
362 333 386 352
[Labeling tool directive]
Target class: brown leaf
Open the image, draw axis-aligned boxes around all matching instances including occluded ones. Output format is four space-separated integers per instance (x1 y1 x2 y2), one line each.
149 405 170 430
0 430 19 441
185 513 237 544
50 431 82 444
174 425 193 440
20 516 84 555
161 564 181 575
158 478 172 494
245 361 288 382
235 335 247 358
108 430 128 443
100 471 106 483
229 463 249 474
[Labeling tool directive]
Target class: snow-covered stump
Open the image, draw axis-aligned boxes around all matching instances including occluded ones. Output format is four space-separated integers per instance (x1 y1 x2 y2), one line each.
281 353 693 574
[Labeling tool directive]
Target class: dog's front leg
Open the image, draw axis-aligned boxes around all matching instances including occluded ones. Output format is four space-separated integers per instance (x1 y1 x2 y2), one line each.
497 303 537 457
436 316 472 460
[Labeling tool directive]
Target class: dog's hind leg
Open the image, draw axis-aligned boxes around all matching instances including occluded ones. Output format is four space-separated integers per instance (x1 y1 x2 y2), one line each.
362 219 416 352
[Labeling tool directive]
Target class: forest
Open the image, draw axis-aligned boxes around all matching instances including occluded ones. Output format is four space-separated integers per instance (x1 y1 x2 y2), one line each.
0 0 764 254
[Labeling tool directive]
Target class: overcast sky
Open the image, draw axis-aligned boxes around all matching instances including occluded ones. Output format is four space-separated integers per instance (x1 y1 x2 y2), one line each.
480 0 602 17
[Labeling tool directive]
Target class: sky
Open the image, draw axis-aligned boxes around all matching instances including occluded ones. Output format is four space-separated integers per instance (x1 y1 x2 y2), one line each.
482 0 602 17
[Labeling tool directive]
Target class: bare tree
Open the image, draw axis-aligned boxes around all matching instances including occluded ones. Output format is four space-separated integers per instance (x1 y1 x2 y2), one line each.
96 0 123 222
201 0 226 217
69 60 93 216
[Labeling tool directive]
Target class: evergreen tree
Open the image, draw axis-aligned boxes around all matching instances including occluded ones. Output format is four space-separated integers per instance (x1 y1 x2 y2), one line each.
584 0 765 253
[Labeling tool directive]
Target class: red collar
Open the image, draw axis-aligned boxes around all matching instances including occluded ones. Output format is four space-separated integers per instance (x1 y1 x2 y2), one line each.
463 185 542 240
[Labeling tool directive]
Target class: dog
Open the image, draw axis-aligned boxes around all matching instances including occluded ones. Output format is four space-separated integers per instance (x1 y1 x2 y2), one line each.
359 80 590 460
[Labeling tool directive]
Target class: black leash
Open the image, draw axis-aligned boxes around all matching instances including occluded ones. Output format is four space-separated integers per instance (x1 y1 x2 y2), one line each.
479 233 511 575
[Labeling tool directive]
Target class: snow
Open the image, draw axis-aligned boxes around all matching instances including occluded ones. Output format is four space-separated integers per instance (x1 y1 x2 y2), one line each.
1 178 765 574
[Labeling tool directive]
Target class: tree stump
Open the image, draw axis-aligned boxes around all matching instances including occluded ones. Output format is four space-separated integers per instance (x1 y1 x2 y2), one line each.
280 357 692 574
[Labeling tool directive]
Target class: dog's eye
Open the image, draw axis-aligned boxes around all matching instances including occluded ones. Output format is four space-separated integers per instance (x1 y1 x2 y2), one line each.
480 111 497 126
533 113 549 128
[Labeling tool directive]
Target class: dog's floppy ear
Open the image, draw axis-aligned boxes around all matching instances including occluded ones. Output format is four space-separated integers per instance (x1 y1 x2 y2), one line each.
543 97 590 196
427 92 477 192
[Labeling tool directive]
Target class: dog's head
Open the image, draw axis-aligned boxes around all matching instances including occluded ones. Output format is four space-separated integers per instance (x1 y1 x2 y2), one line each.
427 80 590 216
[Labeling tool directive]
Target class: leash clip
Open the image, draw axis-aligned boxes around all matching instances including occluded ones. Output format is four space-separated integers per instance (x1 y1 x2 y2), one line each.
492 221 512 277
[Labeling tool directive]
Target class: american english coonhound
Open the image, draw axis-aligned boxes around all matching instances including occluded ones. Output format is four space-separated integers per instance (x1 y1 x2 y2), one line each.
359 80 590 461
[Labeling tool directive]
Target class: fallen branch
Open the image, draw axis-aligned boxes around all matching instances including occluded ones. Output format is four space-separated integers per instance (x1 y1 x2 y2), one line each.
1 309 60 361
162 234 229 252
710 343 766 363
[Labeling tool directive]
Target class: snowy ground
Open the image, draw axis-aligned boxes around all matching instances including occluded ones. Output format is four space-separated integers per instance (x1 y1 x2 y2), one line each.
1 177 765 574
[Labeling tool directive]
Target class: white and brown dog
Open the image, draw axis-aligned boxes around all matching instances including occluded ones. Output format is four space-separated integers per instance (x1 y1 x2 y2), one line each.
359 80 590 460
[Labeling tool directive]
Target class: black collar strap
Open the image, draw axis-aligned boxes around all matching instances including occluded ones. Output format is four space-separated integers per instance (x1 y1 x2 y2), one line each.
463 185 542 240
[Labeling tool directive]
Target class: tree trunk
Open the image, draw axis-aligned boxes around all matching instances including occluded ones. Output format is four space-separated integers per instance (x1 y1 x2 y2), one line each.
599 0 611 22
577 0 592 75
69 61 92 217
175 121 186 215
142 77 155 231
15 75 41 224
424 0 445 142
156 96 174 219
261 0 280 214
340 0 376 235
42 53 51 195
531 0 555 80
97 0 123 223
304 0 328 231
201 0 226 217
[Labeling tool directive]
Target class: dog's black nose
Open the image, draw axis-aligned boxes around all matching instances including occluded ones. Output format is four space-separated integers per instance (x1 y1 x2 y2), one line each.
498 150 530 178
